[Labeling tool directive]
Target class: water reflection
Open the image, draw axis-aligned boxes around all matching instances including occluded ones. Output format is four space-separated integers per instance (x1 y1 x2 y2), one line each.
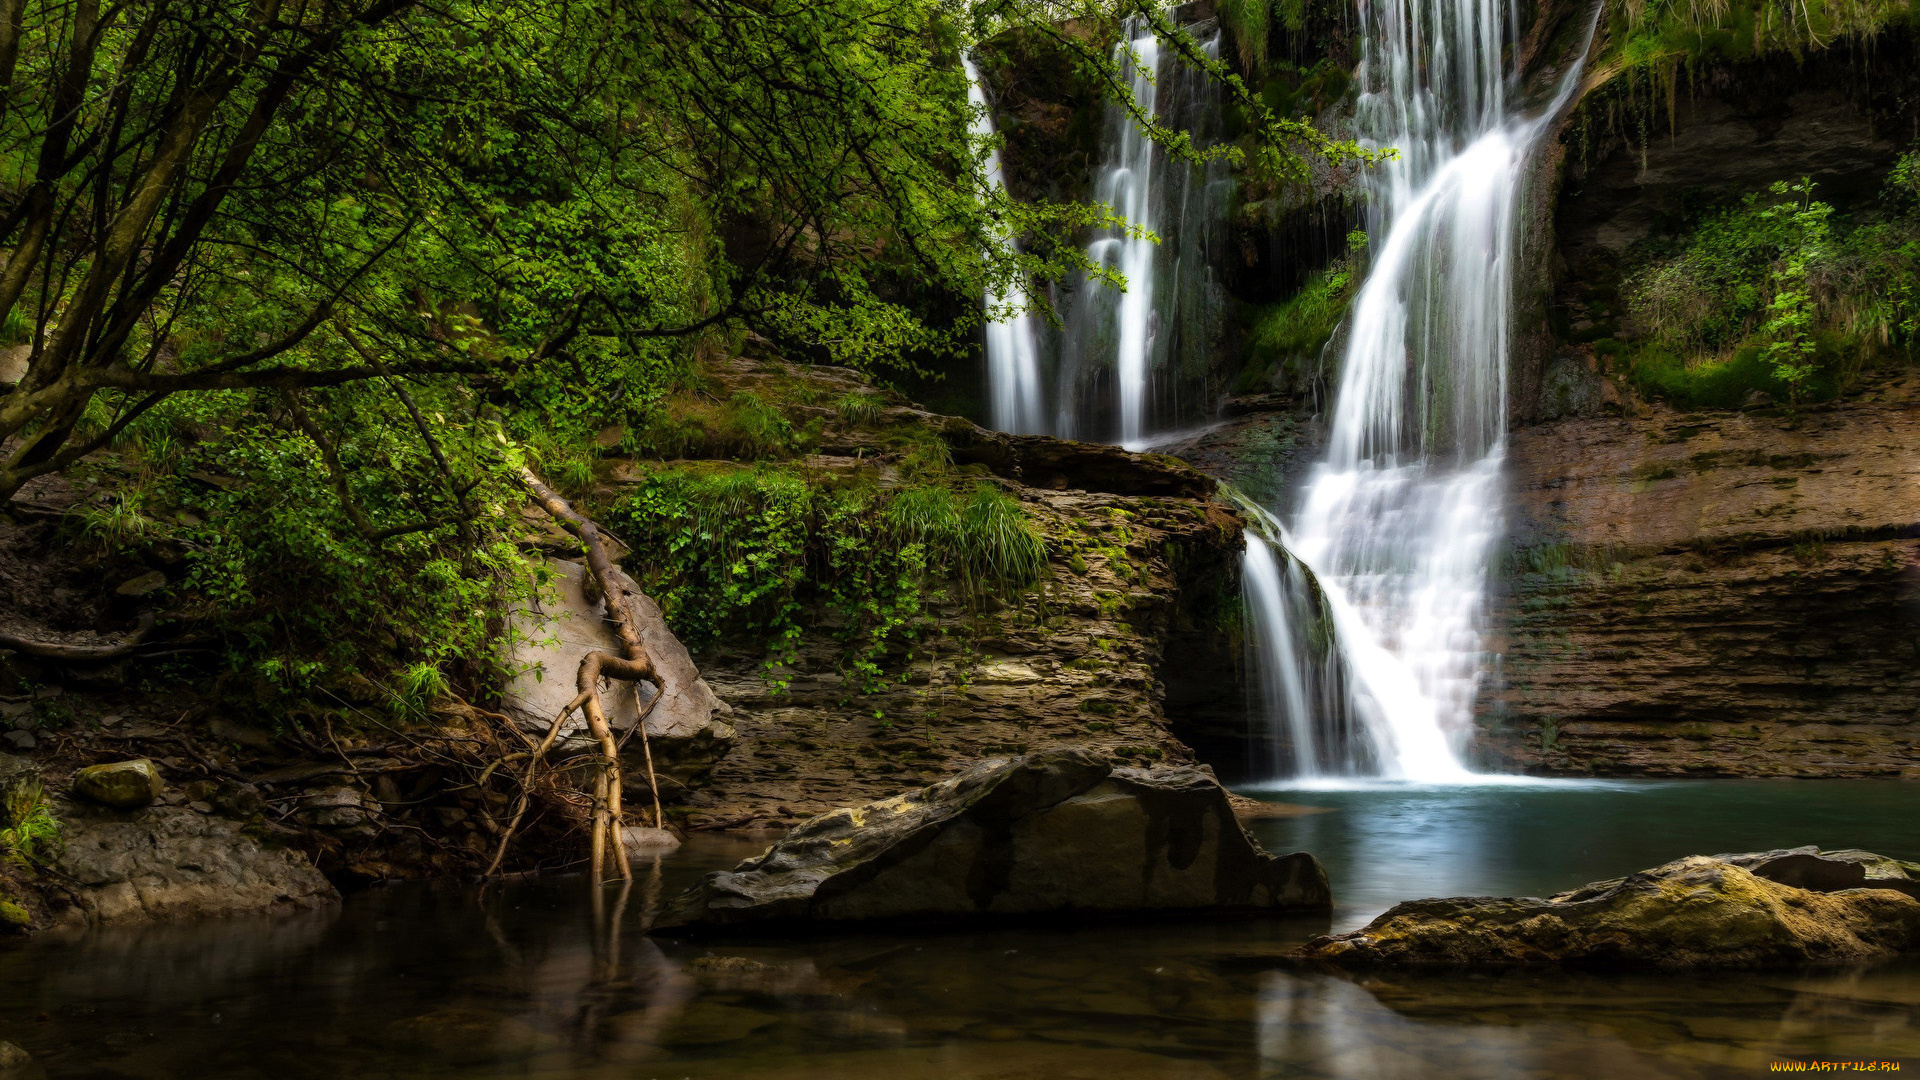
0 783 1912 1077
1262 964 1920 1079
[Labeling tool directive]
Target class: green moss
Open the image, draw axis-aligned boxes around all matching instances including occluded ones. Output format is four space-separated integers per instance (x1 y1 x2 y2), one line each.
1238 236 1365 393
630 389 807 460
1596 0 1919 79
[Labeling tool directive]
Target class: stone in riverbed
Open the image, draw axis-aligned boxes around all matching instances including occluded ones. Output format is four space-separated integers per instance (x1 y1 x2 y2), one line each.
1294 848 1920 968
652 748 1328 932
71 759 163 809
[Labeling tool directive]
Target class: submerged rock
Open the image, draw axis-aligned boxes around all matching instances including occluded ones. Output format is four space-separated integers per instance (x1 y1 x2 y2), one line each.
1295 848 1920 968
653 749 1328 932
385 1007 558 1061
71 759 163 809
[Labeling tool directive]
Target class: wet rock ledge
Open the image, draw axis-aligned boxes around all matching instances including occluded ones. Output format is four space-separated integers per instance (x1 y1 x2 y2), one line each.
1296 847 1920 968
654 749 1329 933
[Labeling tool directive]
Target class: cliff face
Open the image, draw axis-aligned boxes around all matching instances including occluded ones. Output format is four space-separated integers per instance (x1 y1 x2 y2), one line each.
1482 375 1920 777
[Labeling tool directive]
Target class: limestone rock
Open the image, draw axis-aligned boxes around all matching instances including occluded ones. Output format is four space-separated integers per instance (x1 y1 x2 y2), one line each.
0 1041 27 1070
55 803 337 924
1294 850 1920 968
652 357 1244 830
502 559 734 797
71 759 162 809
654 749 1329 932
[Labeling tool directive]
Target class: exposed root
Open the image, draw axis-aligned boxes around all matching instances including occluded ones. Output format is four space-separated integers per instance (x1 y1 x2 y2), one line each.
499 466 673 885
0 611 155 660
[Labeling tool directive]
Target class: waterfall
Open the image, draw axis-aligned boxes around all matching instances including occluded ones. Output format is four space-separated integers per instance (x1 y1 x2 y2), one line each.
1056 17 1226 448
964 54 1048 435
1246 0 1594 780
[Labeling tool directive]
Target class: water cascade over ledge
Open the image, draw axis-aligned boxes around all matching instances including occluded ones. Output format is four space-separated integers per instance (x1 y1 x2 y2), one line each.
1055 16 1227 448
964 54 1049 435
1244 0 1596 781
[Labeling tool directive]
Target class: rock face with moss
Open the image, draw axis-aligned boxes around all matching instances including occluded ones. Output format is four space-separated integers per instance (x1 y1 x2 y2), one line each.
590 357 1244 826
1295 847 1920 968
653 748 1329 932
1482 375 1920 776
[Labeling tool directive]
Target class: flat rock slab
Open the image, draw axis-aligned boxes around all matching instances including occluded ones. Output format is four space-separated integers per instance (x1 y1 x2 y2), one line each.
654 748 1329 933
56 804 337 924
1295 847 1920 968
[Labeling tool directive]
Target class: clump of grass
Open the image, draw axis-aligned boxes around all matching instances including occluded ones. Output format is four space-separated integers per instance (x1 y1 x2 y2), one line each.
954 484 1047 595
0 306 31 347
0 783 62 868
883 483 1045 595
834 392 886 427
74 488 161 551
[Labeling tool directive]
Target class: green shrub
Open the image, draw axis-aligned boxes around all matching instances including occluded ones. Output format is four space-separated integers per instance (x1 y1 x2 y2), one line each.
606 467 1047 692
0 783 62 868
1616 171 1920 403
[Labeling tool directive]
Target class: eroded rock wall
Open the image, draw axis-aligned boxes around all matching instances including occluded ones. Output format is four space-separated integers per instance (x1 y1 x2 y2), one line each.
1482 376 1920 776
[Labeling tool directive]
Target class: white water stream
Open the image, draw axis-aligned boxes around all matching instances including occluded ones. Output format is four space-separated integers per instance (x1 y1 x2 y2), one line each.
1080 22 1160 447
1245 0 1594 780
964 54 1049 435
1055 16 1226 447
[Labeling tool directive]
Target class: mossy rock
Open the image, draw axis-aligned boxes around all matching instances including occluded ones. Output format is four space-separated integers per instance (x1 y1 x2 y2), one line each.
0 900 27 931
71 759 163 810
1296 848 1920 968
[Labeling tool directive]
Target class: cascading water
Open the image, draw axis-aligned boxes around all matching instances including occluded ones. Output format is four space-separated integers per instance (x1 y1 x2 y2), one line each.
1056 16 1226 448
964 55 1048 435
1245 0 1594 780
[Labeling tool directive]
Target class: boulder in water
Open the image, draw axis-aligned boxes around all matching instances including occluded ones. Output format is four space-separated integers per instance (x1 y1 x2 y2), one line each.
1294 848 1920 968
653 748 1329 932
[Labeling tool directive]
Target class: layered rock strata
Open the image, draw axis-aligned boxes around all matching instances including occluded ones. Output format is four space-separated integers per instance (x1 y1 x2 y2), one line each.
637 359 1245 828
1484 376 1920 776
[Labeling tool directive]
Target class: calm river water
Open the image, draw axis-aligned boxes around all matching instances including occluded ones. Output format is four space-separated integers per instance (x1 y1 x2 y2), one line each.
0 780 1915 1078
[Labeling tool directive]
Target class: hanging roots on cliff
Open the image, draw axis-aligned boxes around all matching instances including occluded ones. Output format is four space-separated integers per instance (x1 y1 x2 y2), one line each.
479 467 671 885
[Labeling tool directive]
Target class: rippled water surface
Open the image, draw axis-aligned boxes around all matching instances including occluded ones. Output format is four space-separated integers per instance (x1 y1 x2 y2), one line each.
0 780 1914 1078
